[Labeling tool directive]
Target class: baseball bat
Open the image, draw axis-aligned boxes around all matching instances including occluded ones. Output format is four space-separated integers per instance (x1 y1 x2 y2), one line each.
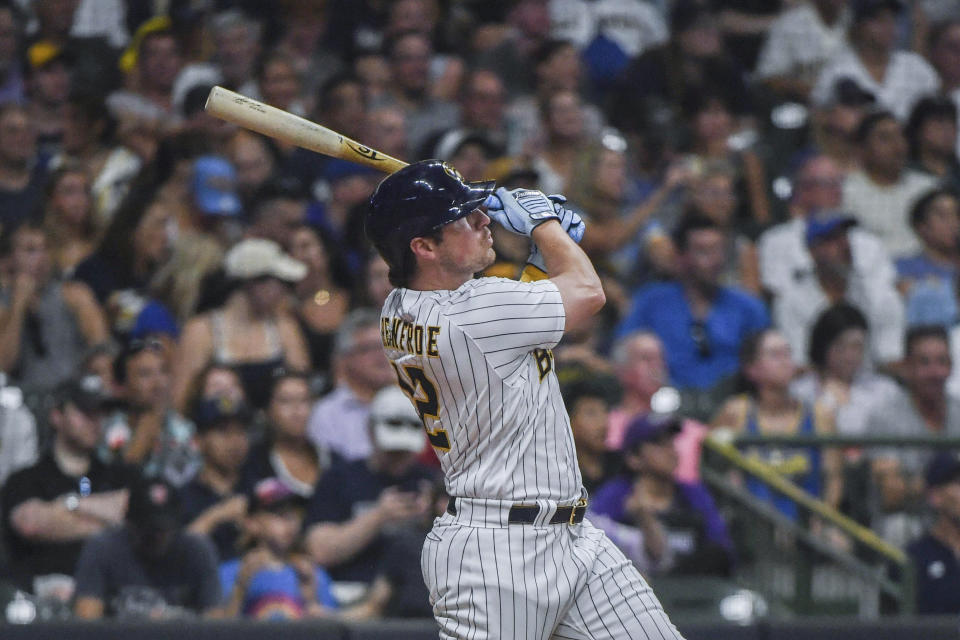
204 86 408 174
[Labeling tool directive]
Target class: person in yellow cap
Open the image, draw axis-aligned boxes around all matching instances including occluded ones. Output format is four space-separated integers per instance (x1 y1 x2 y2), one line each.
24 40 71 153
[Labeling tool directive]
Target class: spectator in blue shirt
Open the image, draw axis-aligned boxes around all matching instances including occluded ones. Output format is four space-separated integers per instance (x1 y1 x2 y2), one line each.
219 477 337 619
615 211 769 393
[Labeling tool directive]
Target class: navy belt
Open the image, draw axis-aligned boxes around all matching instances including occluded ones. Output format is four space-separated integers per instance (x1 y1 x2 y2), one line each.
446 497 587 525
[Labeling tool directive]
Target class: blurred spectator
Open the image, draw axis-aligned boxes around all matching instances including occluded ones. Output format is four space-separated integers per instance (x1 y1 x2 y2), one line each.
755 0 851 101
307 163 380 273
591 414 733 576
246 177 307 252
383 0 464 103
897 189 960 327
99 338 199 487
607 1 750 145
72 180 173 305
425 129 497 181
531 89 589 194
869 326 960 547
185 155 244 246
566 142 689 280
457 69 509 155
0 373 37 486
172 9 261 111
0 103 48 231
681 89 771 227
53 92 142 225
241 369 330 498
24 40 71 154
509 40 604 162
376 30 458 157
289 224 349 381
474 0 552 99
180 394 251 564
607 331 667 446
73 477 221 619
172 239 310 412
758 154 895 303
842 110 937 258
791 303 901 437
550 0 667 95
0 220 108 398
927 19 960 153
807 78 878 174
615 212 769 396
357 252 393 310
305 386 436 604
775 210 905 368
227 131 279 210
0 1 25 105
907 452 960 615
307 308 394 460
712 329 843 517
178 84 237 156
1 375 130 597
254 51 306 117
219 477 336 619
108 18 184 131
812 0 940 121
41 163 97 275
562 377 621 493
365 104 410 163
906 96 960 194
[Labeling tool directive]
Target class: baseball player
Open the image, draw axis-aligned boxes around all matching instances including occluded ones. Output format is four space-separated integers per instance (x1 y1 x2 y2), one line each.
366 159 685 640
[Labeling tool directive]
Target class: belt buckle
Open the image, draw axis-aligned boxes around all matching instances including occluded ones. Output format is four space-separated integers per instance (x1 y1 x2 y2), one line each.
569 498 587 525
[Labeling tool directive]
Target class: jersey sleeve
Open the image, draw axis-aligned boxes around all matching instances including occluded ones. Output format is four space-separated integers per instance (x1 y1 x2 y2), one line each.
444 278 565 375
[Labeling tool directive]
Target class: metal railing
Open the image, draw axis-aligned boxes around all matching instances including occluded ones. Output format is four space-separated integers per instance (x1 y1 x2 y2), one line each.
699 433 933 616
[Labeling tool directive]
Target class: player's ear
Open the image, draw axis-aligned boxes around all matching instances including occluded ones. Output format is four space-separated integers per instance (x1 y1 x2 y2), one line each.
410 236 438 261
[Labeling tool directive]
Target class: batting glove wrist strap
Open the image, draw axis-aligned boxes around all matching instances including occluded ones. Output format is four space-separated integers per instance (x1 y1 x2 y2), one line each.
486 187 560 237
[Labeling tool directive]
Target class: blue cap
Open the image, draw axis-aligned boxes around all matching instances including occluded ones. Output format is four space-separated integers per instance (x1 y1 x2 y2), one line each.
622 414 682 451
130 301 180 340
324 159 379 183
192 156 242 216
926 452 960 488
193 395 251 431
806 210 857 246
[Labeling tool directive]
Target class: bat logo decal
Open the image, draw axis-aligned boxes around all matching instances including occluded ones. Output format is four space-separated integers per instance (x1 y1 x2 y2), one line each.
345 141 386 162
231 96 266 113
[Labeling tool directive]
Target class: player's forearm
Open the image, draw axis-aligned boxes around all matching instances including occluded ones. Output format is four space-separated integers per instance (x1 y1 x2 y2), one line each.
305 511 385 567
533 222 605 331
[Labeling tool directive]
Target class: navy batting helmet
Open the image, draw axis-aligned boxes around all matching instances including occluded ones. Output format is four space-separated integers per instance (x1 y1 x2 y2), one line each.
366 160 495 285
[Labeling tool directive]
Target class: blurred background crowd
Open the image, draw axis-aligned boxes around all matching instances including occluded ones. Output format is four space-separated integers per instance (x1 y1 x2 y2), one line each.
1 0 960 625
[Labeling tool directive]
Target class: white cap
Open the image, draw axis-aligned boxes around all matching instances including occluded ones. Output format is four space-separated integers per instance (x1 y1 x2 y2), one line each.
370 386 426 453
224 238 307 282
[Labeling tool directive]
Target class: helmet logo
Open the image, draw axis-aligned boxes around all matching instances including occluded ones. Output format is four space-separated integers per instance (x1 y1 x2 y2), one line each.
441 162 464 182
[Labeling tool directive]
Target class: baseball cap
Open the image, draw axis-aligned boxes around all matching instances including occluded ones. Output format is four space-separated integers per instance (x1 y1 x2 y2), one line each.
622 414 682 451
827 78 877 108
127 477 181 530
248 477 307 514
670 0 715 33
192 156 242 217
26 40 69 71
805 210 857 246
925 452 960 488
430 129 499 163
55 375 119 415
224 238 307 282
193 394 252 432
852 0 903 23
370 386 426 453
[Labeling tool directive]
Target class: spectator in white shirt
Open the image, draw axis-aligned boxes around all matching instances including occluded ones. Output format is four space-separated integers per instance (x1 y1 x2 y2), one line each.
774 210 905 368
756 0 851 100
758 154 894 302
812 0 940 121
842 110 937 257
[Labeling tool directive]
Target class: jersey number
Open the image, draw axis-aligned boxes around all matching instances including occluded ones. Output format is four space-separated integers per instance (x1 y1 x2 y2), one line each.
391 363 450 451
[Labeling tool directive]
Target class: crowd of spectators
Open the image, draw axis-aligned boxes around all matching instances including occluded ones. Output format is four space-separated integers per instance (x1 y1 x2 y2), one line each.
1 0 960 622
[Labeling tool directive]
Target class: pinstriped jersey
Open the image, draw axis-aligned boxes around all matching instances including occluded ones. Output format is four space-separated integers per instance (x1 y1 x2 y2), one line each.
379 277 583 503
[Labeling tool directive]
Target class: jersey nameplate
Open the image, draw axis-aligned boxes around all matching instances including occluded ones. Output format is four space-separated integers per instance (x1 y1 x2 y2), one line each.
381 317 440 358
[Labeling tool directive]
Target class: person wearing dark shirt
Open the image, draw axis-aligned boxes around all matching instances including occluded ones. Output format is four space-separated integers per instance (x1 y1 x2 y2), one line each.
179 395 252 562
304 386 438 604
906 453 960 615
0 375 130 597
562 377 622 494
0 103 48 233
73 476 221 619
591 414 734 576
